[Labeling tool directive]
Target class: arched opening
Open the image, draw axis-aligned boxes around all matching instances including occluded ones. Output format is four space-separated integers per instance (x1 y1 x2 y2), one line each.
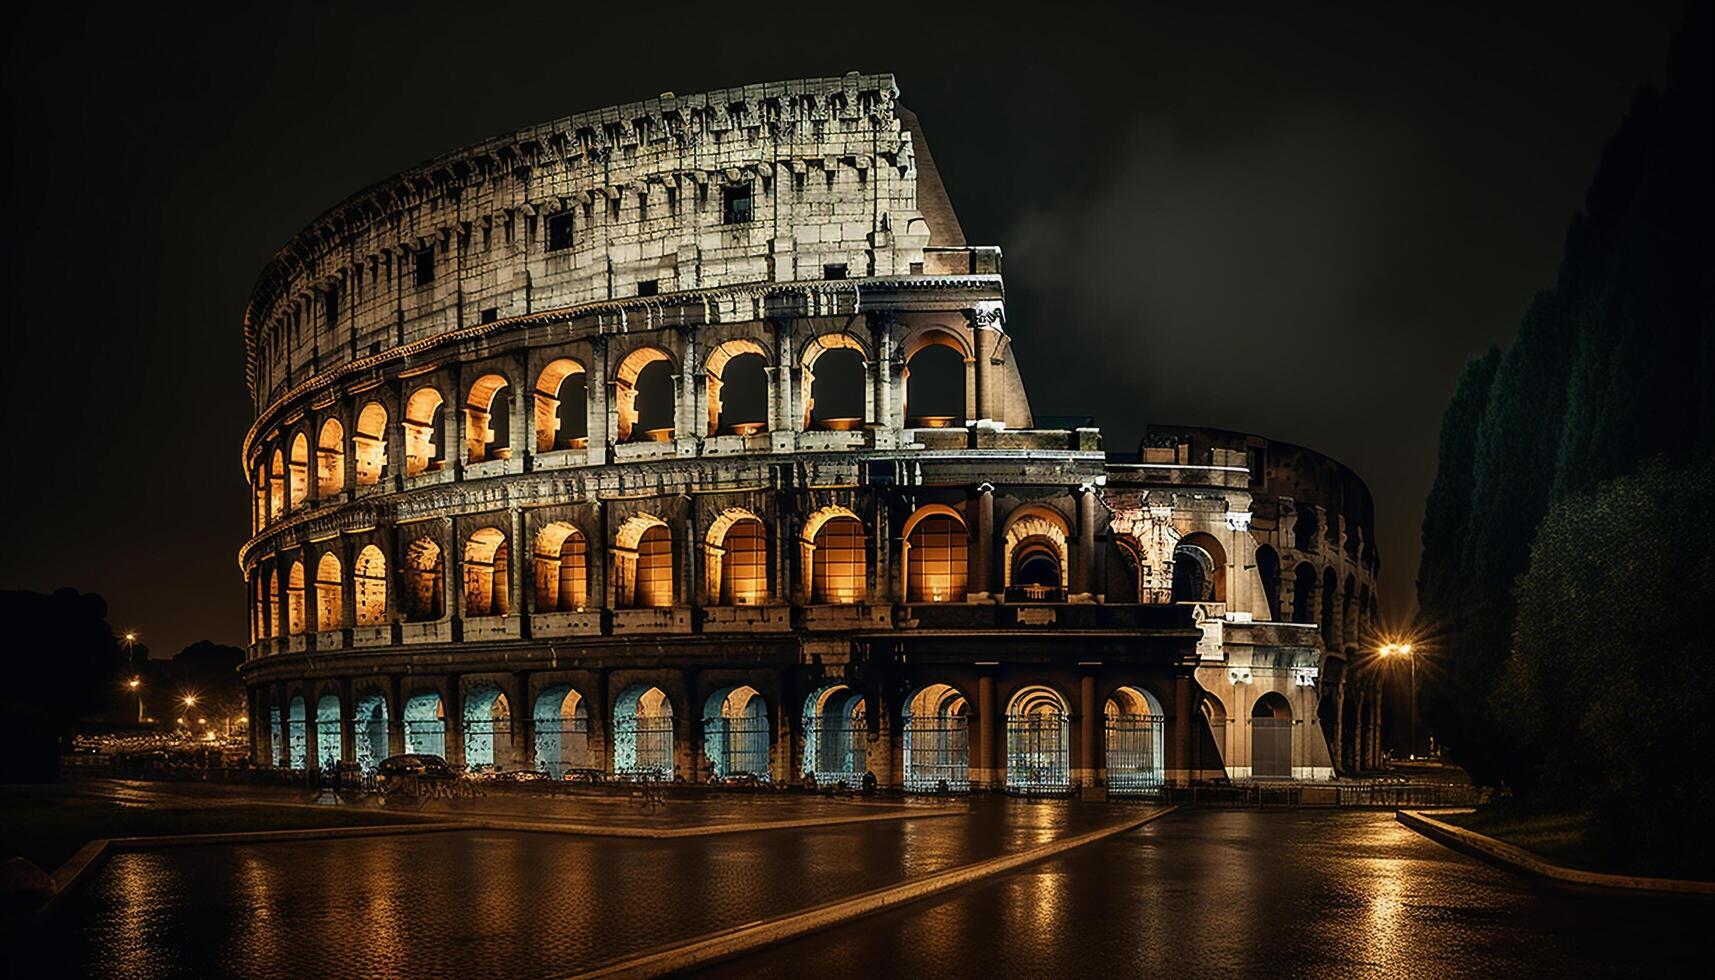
903 683 969 793
402 690 446 758
703 685 770 780
315 693 343 768
532 522 588 612
705 510 768 605
314 553 342 631
805 509 865 604
403 538 445 622
612 685 674 779
403 387 446 476
1320 566 1339 647
317 419 345 497
801 685 867 786
462 685 517 772
1292 561 1318 624
615 347 675 443
533 359 588 452
354 545 387 626
614 516 673 608
904 339 966 427
253 465 267 530
288 433 310 508
462 527 510 617
805 341 865 431
905 508 967 603
1002 508 1070 602
286 695 307 769
354 402 388 486
268 448 285 517
1294 508 1319 552
1256 545 1282 620
706 340 769 436
464 374 512 463
285 561 307 635
265 567 280 638
1252 691 1293 779
1004 685 1071 795
532 686 592 779
269 700 283 765
1172 532 1227 603
1106 686 1165 796
353 692 388 774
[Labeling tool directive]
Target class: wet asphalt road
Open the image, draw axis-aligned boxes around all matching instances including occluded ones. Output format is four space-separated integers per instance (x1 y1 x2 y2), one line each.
18 806 1706 978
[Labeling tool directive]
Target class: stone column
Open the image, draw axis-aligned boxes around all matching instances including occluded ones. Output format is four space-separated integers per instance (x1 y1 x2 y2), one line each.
303 695 320 777
1079 674 1101 798
589 337 610 463
1333 673 1347 774
971 483 994 597
1074 487 1097 597
339 679 356 765
976 674 997 791
388 675 407 756
444 675 465 771
1173 675 1193 786
513 670 533 771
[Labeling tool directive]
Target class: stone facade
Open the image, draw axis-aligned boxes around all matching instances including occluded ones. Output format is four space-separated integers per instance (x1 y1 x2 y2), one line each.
239 75 1380 793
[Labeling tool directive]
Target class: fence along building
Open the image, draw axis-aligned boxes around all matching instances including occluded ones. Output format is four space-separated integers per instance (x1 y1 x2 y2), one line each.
239 73 1381 794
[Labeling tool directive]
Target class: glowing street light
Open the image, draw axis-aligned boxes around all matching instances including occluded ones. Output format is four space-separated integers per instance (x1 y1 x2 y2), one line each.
1378 640 1420 759
125 676 143 723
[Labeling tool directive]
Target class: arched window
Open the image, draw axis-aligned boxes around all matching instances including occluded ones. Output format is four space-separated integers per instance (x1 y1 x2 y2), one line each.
806 511 866 604
906 509 967 603
1172 532 1227 603
533 522 588 612
1252 692 1293 779
268 448 285 517
903 683 968 792
533 359 588 452
286 560 306 635
706 340 769 436
354 402 388 486
314 552 342 631
703 686 770 778
904 335 966 427
404 538 445 621
1105 686 1165 796
613 684 674 778
533 686 592 778
316 419 345 497
1320 566 1339 647
1005 685 1070 794
803 335 867 431
705 510 768 605
288 434 309 508
403 387 446 476
1294 507 1319 552
615 348 674 443
464 374 511 463
1292 561 1318 624
463 685 517 771
354 545 387 625
463 527 510 616
802 685 867 784
1256 545 1282 620
634 525 672 608
1002 507 1070 601
265 565 280 638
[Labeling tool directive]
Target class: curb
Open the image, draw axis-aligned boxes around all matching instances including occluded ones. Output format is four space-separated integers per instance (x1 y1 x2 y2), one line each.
1397 809 1715 898
570 805 1177 978
475 806 965 840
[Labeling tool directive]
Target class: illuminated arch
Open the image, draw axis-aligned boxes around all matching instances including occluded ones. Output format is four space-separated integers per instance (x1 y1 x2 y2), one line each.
801 684 867 784
403 386 446 476
462 684 517 771
316 418 345 497
533 521 588 612
1106 685 1166 795
801 505 865 604
902 682 969 792
268 447 285 517
614 513 672 608
533 358 588 453
464 373 512 463
705 338 770 436
285 560 307 635
288 433 309 508
614 346 674 443
463 527 511 616
353 545 387 626
1001 506 1070 591
903 505 967 603
533 686 592 778
1004 684 1071 794
314 552 342 631
800 332 869 431
353 402 388 486
403 537 445 621
1172 531 1228 603
704 508 768 605
703 685 770 779
613 684 675 778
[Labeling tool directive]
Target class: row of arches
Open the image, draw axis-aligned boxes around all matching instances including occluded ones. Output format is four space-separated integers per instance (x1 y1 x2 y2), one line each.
252 333 972 531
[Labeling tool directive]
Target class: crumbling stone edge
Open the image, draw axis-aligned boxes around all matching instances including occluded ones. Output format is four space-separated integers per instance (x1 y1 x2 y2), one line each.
1396 808 1715 898
570 805 1179 979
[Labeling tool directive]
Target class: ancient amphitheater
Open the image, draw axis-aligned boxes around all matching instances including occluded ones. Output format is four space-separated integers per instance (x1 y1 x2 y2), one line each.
239 73 1381 795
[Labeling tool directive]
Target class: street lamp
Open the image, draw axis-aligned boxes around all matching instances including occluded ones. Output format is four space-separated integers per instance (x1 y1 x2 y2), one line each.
1379 641 1418 759
126 677 142 724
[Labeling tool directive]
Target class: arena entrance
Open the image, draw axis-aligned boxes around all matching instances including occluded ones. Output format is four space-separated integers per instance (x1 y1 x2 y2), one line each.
703 686 770 781
286 695 307 769
353 693 388 773
1004 685 1071 795
1252 692 1293 779
315 694 342 769
903 683 969 793
613 685 674 779
533 686 592 779
1105 685 1165 797
463 685 518 772
802 685 867 787
403 691 446 758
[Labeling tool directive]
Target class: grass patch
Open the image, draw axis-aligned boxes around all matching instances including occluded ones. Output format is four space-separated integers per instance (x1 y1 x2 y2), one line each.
0 784 432 872
1440 805 1608 873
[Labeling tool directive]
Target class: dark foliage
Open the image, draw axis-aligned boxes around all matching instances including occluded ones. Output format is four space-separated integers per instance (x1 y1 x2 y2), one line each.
0 589 125 780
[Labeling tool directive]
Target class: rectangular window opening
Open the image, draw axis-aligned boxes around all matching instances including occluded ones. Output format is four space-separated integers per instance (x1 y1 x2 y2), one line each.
722 183 753 225
546 212 574 252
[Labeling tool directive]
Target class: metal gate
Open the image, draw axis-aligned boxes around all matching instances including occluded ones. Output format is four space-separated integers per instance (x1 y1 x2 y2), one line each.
803 717 867 785
355 715 388 774
534 716 591 779
1252 718 1292 778
904 715 969 793
404 719 445 759
286 719 307 770
613 716 674 779
464 719 503 772
705 716 771 779
1005 710 1070 795
1106 716 1165 796
316 719 342 769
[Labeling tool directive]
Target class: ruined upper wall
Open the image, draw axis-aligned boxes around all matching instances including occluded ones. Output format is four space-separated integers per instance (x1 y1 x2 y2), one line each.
244 73 950 408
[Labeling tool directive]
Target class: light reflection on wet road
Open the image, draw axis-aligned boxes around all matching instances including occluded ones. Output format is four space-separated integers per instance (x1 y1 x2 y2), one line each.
20 806 1704 978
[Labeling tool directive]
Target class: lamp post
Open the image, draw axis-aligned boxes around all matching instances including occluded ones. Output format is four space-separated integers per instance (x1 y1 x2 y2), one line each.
127 677 142 724
1379 642 1418 760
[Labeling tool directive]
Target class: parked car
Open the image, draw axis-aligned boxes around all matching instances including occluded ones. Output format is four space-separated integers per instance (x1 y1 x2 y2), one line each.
562 768 607 784
479 769 545 783
375 753 456 790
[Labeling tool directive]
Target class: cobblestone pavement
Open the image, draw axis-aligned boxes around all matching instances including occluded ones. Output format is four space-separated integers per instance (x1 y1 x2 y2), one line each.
698 809 1709 980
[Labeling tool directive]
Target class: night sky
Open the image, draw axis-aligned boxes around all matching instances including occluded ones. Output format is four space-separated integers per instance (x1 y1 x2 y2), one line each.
0 2 1683 657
